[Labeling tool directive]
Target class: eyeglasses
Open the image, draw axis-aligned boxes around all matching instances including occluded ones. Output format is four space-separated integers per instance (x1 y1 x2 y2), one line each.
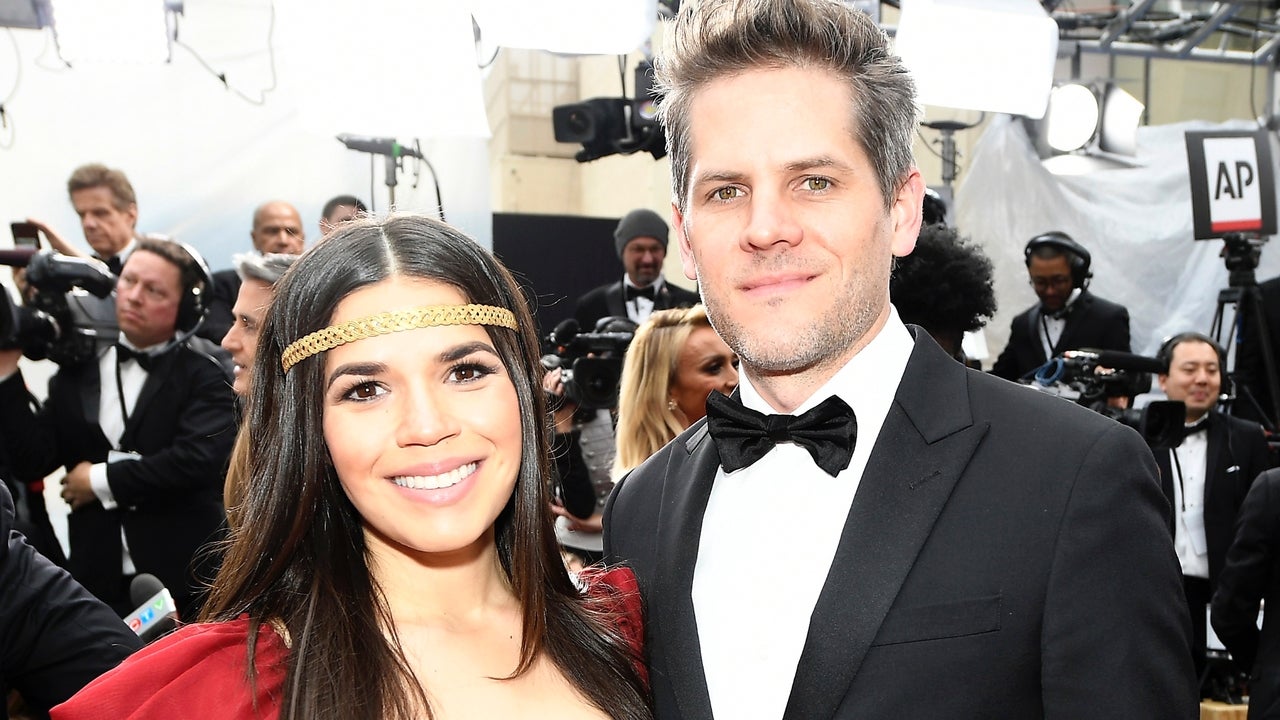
1030 276 1072 290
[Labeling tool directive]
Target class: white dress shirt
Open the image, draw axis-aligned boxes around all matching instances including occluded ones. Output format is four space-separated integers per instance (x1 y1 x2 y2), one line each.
1170 423 1210 579
621 276 665 324
1037 288 1082 360
692 308 915 720
90 339 157 575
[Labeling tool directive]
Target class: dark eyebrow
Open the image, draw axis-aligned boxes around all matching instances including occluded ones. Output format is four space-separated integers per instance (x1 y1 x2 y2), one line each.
783 155 856 175
440 341 500 364
327 361 387 390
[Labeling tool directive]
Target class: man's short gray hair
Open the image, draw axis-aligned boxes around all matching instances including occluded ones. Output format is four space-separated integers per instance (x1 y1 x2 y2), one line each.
234 252 298 286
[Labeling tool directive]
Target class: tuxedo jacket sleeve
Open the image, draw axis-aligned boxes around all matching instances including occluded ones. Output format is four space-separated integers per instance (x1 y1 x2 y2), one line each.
605 330 1194 720
1212 468 1280 714
0 482 140 715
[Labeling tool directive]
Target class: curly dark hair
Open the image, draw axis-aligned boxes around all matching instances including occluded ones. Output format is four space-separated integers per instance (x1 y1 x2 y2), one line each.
891 224 997 353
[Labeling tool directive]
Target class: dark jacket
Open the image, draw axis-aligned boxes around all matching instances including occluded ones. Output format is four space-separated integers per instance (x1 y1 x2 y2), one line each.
574 278 699 331
991 290 1130 381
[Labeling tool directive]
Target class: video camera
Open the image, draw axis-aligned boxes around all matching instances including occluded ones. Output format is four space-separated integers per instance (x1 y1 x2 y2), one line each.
542 317 636 411
1031 348 1186 449
0 249 118 366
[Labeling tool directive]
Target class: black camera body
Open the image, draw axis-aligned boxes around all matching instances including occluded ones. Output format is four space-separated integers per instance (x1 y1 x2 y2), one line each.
1033 349 1186 449
0 250 118 366
543 318 636 411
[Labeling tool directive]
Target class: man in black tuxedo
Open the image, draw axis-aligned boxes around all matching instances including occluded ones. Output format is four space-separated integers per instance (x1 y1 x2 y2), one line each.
1153 332 1270 684
991 231 1131 382
0 237 236 618
602 1 1195 717
1212 467 1280 717
1 480 140 717
202 200 306 344
574 208 698 330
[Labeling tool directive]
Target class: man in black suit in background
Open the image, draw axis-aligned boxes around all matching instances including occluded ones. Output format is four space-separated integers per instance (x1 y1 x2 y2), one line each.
0 237 235 618
602 1 1194 718
991 231 1131 381
1213 467 1280 718
574 208 698 330
1154 332 1271 686
202 200 306 344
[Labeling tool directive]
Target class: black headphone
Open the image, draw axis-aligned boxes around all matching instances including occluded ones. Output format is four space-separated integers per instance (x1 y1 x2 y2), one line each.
174 241 212 337
1024 231 1092 291
127 237 212 338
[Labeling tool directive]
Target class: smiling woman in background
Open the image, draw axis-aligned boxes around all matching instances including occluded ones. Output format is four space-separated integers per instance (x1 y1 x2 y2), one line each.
53 215 650 720
613 305 738 476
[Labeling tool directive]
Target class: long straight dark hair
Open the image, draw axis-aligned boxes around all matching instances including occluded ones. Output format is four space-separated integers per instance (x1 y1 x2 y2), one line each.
202 215 650 719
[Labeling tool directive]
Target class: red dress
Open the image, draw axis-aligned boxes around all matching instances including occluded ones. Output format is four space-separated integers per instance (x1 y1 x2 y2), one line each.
51 566 645 719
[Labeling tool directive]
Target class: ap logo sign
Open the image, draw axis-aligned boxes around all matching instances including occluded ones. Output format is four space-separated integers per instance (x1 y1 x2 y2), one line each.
1187 129 1276 239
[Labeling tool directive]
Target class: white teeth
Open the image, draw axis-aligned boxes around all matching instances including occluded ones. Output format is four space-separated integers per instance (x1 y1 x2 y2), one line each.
393 462 477 490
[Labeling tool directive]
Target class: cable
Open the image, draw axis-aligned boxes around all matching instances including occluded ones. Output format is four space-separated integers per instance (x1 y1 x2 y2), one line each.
0 29 19 149
416 139 446 222
171 1 278 106
617 54 628 96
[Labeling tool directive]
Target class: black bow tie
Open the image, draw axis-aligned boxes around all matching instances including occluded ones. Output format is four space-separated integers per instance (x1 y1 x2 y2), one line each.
115 344 154 371
705 391 857 477
627 285 656 302
99 255 123 277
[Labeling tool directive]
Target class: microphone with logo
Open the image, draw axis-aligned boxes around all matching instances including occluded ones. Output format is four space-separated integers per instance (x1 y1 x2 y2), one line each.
124 574 179 643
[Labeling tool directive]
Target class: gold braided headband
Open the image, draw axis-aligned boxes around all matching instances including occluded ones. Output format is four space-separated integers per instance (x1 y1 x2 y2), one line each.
281 304 518 372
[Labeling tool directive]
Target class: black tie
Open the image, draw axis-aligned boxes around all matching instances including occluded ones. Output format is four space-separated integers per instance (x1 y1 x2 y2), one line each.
627 285 656 302
101 255 123 277
705 391 856 477
116 344 153 371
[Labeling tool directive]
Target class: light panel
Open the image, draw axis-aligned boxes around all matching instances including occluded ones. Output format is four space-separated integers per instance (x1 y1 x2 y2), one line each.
51 0 170 63
895 0 1059 119
1046 84 1100 153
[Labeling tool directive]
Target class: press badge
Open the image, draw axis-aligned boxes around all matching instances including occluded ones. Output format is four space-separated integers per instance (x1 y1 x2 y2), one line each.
1182 505 1208 556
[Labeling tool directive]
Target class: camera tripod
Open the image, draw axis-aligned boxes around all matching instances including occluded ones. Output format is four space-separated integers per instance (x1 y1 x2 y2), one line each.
1209 233 1280 431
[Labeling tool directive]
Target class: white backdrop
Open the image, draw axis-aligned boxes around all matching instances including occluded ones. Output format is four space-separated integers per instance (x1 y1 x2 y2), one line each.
958 114 1280 362
0 0 493 273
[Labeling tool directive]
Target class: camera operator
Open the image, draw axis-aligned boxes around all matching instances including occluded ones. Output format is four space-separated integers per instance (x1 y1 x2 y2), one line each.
574 208 699 330
541 317 636 567
0 238 236 620
992 232 1130 381
30 164 141 273
1155 332 1270 688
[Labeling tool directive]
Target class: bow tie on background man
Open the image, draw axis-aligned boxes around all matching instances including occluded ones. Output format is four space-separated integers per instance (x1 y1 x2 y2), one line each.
115 344 154 371
705 391 857 477
626 284 657 302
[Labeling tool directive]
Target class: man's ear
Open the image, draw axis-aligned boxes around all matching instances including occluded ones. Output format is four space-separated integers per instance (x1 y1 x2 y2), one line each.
890 169 925 259
673 201 698 281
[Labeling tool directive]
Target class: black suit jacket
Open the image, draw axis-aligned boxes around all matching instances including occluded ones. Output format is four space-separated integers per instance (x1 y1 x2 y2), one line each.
1155 411 1270 586
0 339 236 615
604 329 1195 719
197 268 241 345
1212 468 1280 718
991 290 1131 381
0 482 140 717
574 278 699 331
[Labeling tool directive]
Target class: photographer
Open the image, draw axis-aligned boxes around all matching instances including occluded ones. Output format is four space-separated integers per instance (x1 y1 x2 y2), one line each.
542 317 636 566
574 208 698 329
1154 332 1270 687
0 238 235 619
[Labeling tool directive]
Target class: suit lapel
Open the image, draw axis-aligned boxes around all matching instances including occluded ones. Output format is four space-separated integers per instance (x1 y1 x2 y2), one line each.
1054 292 1092 355
653 422 720 720
1204 413 1225 503
78 361 102 429
604 281 628 321
119 350 175 450
782 334 988 720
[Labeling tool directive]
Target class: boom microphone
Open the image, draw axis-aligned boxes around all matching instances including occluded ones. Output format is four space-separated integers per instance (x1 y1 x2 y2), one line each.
1064 349 1166 375
0 247 38 267
336 134 424 159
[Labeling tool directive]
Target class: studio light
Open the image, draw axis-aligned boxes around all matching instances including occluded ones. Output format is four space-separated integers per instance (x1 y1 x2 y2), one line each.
1039 81 1145 156
894 0 1058 119
1045 84 1100 153
51 0 179 63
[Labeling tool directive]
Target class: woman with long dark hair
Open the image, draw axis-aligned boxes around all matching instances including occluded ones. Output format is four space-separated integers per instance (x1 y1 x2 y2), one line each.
54 215 650 720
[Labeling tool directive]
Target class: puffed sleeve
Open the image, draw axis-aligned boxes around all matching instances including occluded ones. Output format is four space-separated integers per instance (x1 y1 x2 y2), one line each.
51 616 288 720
